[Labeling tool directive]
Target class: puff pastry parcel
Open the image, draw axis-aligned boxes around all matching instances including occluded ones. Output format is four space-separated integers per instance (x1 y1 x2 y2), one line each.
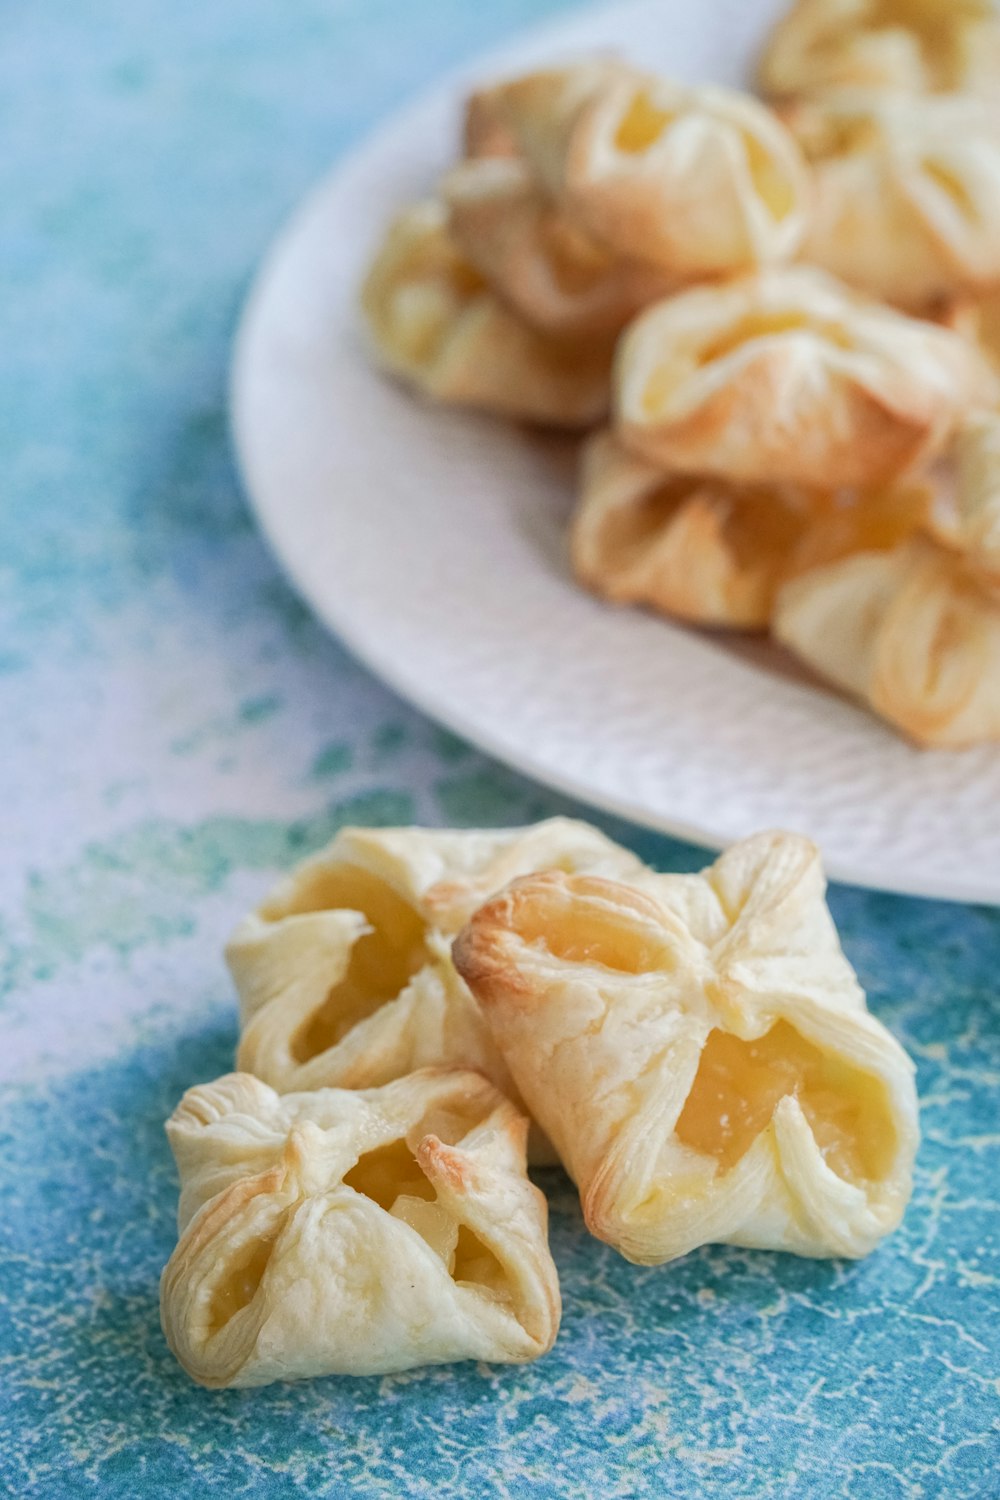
160 1069 560 1386
776 535 1000 747
500 66 809 278
454 834 919 1264
571 430 817 628
758 0 1000 99
614 268 990 487
775 407 1000 744
792 94 1000 309
227 819 645 1162
572 430 934 629
443 156 670 338
360 200 613 427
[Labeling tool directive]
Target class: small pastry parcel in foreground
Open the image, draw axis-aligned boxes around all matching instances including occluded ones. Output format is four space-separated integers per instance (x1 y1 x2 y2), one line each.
454 832 919 1265
160 1069 560 1386
227 819 645 1163
360 199 613 427
758 0 1000 100
497 64 810 279
789 93 1000 309
614 268 992 487
775 414 1000 748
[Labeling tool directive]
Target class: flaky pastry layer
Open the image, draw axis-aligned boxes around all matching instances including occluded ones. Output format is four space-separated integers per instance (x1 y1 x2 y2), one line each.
498 65 809 279
360 200 613 427
758 0 1000 100
160 1069 560 1385
614 267 992 487
227 819 646 1164
454 833 919 1264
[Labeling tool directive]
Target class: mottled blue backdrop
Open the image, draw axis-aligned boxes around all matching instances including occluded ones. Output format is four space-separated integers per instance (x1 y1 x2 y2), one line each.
2 2 998 1496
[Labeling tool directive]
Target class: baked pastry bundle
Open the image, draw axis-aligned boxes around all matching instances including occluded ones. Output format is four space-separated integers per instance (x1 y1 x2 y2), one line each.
361 200 614 428
788 92 1000 308
361 59 810 426
774 411 1000 746
757 0 1000 101
453 831 919 1265
161 1068 560 1385
572 428 933 630
162 820 920 1386
226 818 644 1161
612 266 985 487
359 35 1000 746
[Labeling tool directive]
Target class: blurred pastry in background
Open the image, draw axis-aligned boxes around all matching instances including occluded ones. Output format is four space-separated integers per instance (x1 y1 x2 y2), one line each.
361 199 614 426
789 92 1000 308
498 65 810 278
572 428 935 631
613 267 990 486
758 0 1000 100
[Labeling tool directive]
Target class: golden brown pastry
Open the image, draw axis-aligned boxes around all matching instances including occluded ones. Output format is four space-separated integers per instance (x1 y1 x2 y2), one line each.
462 78 521 159
790 93 1000 308
571 430 818 628
500 67 809 278
360 200 613 427
453 833 919 1264
945 288 1000 375
160 1069 560 1386
614 268 991 487
785 471 933 578
774 534 1000 746
480 60 630 200
572 431 935 629
227 820 646 1163
443 156 671 337
950 410 1000 587
758 0 1000 99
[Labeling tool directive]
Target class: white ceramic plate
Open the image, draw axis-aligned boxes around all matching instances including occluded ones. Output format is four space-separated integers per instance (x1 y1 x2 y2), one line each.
231 0 1000 905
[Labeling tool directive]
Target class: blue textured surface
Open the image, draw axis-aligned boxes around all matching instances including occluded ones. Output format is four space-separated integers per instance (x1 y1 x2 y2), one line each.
2 2 999 1496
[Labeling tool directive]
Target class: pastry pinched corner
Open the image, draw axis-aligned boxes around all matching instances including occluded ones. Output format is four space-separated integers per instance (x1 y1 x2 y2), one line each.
160 1068 560 1386
454 831 919 1265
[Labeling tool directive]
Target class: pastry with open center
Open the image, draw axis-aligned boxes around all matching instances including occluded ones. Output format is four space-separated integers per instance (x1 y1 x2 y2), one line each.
775 410 1000 749
789 93 1000 309
453 832 919 1264
160 1069 559 1386
360 199 613 427
227 819 646 1163
498 66 809 279
758 0 1000 99
614 267 991 487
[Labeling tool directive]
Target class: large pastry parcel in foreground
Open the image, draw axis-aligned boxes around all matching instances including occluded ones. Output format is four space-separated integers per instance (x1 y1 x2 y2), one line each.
160 1069 560 1386
454 832 919 1265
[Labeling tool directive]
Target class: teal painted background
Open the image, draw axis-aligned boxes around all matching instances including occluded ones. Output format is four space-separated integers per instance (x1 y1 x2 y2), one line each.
2 2 998 1495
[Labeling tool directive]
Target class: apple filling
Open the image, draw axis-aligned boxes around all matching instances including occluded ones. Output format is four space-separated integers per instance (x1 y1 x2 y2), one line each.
269 865 430 1063
345 1138 506 1292
674 1020 896 1182
208 1211 290 1334
612 88 677 154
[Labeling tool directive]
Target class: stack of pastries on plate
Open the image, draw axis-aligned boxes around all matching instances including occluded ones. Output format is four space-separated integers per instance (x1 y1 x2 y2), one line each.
360 0 1000 748
160 819 918 1386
